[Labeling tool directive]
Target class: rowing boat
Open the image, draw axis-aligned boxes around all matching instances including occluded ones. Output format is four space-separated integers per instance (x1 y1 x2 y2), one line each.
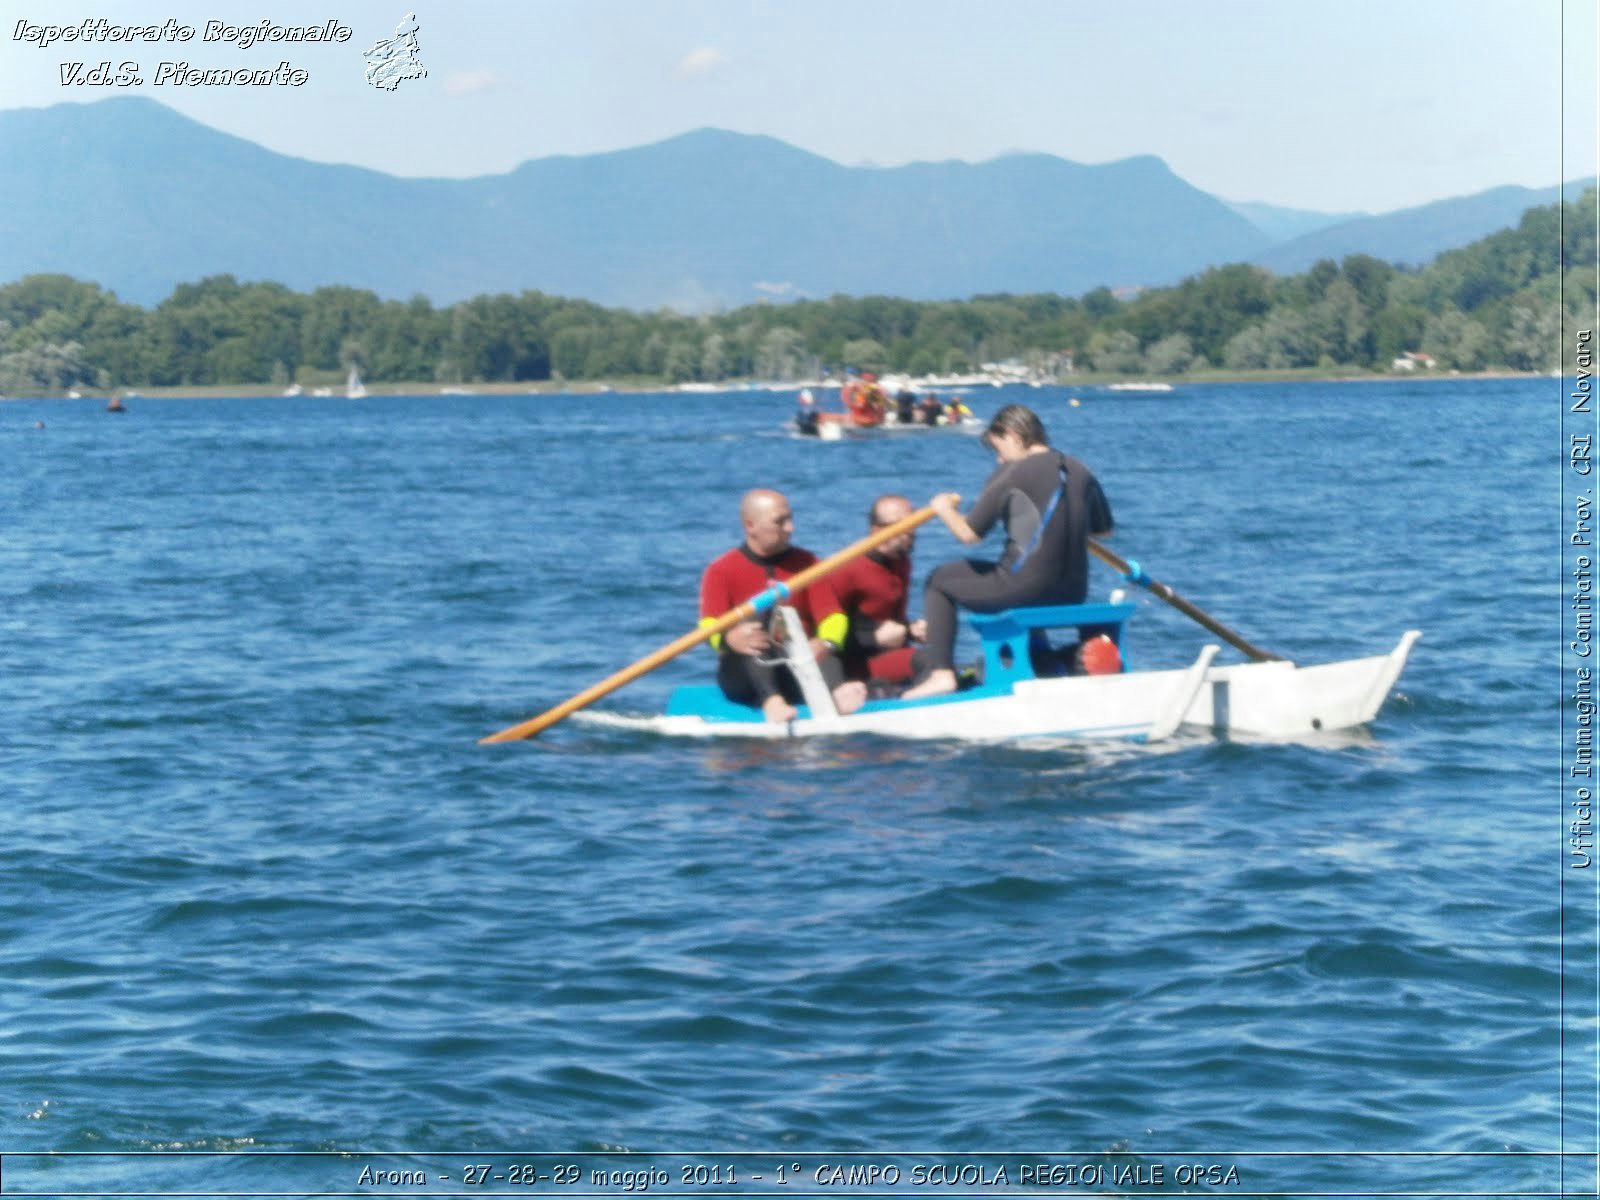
801 411 981 440
478 506 1418 748
659 600 1420 742
1106 381 1176 393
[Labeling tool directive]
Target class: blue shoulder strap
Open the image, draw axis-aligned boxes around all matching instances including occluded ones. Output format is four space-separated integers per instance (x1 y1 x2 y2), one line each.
1010 457 1070 573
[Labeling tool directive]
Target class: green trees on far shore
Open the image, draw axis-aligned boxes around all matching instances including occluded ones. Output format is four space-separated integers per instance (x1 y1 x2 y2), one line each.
0 188 1591 396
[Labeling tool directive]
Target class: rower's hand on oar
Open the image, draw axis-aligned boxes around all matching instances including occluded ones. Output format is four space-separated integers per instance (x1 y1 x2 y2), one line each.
723 620 771 656
929 492 981 545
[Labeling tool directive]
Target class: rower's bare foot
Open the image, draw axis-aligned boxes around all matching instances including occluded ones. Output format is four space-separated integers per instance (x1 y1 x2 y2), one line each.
761 695 798 723
832 680 868 715
900 668 957 700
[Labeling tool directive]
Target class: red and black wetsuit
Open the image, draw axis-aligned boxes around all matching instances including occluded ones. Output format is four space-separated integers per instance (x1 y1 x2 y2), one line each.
826 550 915 682
699 544 847 708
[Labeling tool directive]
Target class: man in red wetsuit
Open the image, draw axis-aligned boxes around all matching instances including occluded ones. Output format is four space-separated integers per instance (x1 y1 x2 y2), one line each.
699 489 869 722
822 494 925 687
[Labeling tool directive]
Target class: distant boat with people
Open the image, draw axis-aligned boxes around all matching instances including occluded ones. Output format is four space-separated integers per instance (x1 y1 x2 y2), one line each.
794 385 979 440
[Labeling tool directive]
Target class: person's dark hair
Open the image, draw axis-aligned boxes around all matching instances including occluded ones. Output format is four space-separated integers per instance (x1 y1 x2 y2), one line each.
984 404 1049 448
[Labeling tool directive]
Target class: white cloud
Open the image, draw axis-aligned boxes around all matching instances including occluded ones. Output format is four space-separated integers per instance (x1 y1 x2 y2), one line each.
674 47 729 79
443 70 504 96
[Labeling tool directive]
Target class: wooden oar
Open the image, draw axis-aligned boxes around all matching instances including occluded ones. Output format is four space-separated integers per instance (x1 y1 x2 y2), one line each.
1089 540 1285 663
480 504 938 743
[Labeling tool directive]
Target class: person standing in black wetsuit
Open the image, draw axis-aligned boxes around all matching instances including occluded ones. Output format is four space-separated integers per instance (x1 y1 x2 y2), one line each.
895 389 917 425
901 404 1114 699
794 389 820 436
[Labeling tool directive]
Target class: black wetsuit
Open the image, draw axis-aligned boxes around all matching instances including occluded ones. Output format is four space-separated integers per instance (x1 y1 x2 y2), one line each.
919 450 1114 672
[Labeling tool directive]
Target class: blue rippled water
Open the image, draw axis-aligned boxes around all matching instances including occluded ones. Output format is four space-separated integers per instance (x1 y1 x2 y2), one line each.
1 378 1587 1196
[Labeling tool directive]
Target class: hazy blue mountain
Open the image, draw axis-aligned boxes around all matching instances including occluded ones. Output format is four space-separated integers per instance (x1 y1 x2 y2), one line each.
1251 180 1594 273
1225 199 1368 242
0 99 1270 308
0 97 464 307
0 98 1583 311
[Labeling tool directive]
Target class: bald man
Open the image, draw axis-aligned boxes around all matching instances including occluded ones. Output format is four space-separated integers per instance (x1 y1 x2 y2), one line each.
699 489 868 722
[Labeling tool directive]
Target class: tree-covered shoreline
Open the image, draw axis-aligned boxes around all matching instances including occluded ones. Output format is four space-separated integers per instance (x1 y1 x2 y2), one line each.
1 188 1591 397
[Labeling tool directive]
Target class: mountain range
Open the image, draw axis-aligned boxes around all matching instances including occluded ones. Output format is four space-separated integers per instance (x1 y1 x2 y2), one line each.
0 97 1587 311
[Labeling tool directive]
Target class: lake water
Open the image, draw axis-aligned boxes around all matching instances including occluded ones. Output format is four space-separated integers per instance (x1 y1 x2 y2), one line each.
2 377 1589 1196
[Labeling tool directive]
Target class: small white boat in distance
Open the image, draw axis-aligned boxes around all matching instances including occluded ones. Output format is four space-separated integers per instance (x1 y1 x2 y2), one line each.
1107 381 1175 393
660 601 1419 742
346 367 368 399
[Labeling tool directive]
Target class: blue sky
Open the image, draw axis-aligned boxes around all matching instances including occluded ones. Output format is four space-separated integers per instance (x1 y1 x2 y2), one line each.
2 0 1594 213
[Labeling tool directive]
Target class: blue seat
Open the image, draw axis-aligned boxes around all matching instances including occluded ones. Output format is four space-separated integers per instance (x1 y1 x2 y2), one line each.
966 601 1135 687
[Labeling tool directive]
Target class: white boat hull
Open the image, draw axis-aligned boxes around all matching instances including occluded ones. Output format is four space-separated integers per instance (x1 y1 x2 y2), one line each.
1182 635 1419 735
657 631 1420 742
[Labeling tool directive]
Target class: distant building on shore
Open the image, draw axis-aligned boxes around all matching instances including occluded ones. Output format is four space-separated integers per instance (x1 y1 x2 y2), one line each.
1391 351 1437 372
